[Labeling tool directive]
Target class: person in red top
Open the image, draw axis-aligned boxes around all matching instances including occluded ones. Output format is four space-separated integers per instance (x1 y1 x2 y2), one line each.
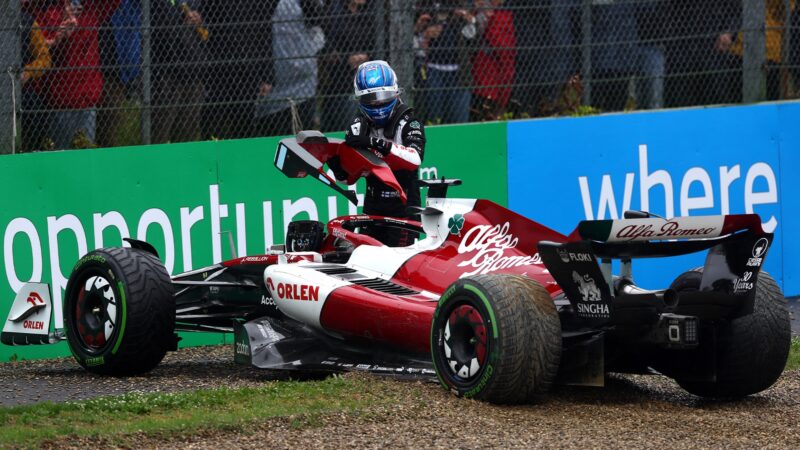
36 0 120 149
471 0 516 121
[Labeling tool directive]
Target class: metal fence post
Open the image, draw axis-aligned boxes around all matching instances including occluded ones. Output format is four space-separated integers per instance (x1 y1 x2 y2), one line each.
742 0 766 102
780 0 792 98
0 1 21 154
375 0 386 61
580 0 593 106
389 0 414 106
141 0 152 145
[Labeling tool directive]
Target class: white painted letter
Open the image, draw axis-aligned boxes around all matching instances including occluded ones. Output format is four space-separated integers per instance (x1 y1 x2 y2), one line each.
639 144 674 218
327 196 339 223
263 201 275 250
93 211 130 249
680 168 714 216
209 184 229 263
745 163 778 232
283 198 318 242
348 185 362 215
235 203 247 257
180 206 204 271
48 214 88 329
137 209 175 273
719 165 741 215
4 218 43 292
578 173 634 220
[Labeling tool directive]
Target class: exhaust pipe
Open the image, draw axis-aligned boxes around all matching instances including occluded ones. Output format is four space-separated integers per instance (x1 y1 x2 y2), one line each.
619 282 678 309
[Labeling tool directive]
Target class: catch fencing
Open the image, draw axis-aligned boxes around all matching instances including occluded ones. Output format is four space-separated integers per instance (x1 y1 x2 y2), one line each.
0 0 796 153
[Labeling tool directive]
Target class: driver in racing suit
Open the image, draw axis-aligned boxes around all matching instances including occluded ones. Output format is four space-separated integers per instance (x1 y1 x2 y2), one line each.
329 60 427 247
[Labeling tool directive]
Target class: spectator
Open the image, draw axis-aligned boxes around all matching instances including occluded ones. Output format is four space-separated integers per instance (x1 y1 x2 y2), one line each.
548 0 581 107
661 0 741 107
203 0 278 139
417 0 477 124
20 0 53 152
319 0 376 132
97 0 141 147
255 0 326 136
471 0 516 120
36 0 121 150
412 7 433 120
727 0 796 100
507 0 554 117
591 1 664 111
152 0 207 143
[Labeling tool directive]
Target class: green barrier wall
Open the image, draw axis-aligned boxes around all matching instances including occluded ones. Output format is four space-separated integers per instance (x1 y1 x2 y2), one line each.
0 122 507 362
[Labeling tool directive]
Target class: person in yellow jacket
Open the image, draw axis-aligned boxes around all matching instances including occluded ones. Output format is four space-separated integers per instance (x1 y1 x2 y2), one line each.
20 2 53 151
718 0 796 100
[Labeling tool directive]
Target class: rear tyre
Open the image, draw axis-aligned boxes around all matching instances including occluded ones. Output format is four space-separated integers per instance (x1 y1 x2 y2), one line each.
672 270 790 398
430 274 561 404
64 247 175 375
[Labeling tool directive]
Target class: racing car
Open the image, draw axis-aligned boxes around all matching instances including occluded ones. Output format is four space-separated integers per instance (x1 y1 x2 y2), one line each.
2 131 791 404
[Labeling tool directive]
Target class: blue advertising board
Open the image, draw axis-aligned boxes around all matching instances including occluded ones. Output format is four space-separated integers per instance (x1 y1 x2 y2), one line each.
508 102 797 294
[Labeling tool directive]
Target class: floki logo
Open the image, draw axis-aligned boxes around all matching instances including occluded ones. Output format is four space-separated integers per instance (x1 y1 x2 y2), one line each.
456 222 541 277
558 248 592 263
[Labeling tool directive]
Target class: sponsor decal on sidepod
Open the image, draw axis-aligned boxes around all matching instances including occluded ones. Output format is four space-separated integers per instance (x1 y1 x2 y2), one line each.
266 277 319 302
456 222 542 277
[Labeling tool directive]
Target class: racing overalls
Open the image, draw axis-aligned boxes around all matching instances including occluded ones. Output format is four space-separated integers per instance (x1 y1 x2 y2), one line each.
332 103 427 246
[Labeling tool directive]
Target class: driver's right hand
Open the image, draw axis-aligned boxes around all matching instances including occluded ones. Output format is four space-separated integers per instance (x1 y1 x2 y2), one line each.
345 116 372 149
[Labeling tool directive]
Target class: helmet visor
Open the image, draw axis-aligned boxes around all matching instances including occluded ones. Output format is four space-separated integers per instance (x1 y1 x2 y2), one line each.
357 89 399 106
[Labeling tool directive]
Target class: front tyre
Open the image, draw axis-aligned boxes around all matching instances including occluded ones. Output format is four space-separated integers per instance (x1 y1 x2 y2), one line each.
431 275 561 404
64 247 175 375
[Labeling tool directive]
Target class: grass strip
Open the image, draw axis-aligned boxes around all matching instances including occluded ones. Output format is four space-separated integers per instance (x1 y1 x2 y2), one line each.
787 337 800 372
0 375 388 448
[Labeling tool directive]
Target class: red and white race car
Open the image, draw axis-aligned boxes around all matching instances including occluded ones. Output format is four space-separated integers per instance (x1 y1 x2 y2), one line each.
3 131 791 404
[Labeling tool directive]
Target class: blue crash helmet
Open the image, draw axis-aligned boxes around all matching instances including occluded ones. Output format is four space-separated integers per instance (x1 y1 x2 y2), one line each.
353 60 401 128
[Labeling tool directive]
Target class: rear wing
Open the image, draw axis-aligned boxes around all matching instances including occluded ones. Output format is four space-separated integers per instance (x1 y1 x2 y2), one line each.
538 214 771 325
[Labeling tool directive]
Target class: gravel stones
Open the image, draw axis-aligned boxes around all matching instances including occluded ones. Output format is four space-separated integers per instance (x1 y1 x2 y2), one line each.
0 345 277 407
3 345 797 448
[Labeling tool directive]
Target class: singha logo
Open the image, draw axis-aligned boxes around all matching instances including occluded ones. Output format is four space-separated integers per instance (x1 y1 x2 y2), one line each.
572 271 601 302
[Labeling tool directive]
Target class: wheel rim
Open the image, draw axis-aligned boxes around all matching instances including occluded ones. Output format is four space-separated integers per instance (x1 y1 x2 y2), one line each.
74 274 118 351
443 303 488 380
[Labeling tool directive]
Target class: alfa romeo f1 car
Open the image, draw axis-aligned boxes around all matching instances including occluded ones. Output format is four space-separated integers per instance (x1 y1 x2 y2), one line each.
2 131 790 404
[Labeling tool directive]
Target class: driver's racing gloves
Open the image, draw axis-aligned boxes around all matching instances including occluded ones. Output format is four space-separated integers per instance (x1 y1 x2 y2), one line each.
344 117 391 156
